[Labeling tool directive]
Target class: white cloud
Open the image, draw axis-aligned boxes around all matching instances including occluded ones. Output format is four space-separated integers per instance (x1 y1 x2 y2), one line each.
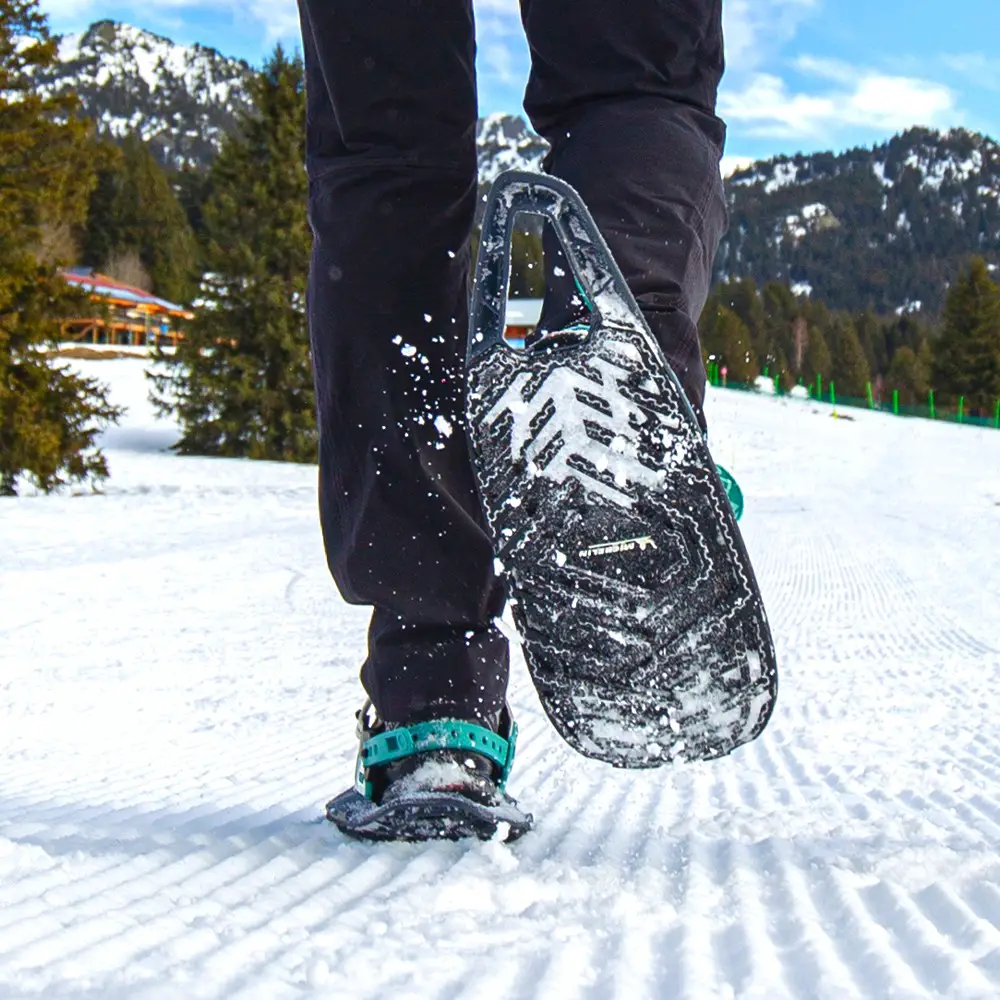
722 0 819 78
41 0 300 43
720 62 957 141
942 52 1000 92
720 155 756 177
41 0 520 47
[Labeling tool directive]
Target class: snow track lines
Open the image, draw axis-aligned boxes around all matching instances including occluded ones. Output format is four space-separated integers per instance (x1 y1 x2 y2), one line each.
3 362 1000 998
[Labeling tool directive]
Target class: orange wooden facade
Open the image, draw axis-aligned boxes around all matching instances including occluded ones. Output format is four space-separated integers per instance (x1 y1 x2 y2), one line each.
59 270 194 348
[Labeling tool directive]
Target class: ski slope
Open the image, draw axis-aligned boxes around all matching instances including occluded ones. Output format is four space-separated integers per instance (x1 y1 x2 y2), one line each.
2 358 1000 1000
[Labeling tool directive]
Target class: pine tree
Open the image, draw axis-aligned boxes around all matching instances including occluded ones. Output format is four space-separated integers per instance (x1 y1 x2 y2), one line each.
932 256 1000 413
702 305 757 384
853 308 883 376
828 316 871 397
509 226 545 298
803 326 832 392
150 46 314 461
0 0 121 496
760 281 799 372
717 278 767 362
83 132 197 303
885 345 930 405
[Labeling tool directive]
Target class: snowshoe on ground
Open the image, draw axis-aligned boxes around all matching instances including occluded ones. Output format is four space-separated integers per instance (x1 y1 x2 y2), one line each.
465 170 778 768
327 701 533 843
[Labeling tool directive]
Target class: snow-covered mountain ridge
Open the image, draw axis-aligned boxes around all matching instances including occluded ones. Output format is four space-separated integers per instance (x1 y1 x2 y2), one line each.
720 127 1000 313
34 20 253 169
38 22 1000 313
34 21 547 178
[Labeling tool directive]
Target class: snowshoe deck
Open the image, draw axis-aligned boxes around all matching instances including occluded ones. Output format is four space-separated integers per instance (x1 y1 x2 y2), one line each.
327 788 533 843
466 171 778 768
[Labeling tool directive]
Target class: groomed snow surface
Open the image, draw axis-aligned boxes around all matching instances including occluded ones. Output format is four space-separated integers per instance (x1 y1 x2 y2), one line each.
3 359 1000 1000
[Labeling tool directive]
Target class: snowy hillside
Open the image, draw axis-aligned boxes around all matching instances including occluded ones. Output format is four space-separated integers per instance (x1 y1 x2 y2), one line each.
35 19 547 181
2 360 1000 998
477 113 548 184
35 20 252 168
720 127 1000 314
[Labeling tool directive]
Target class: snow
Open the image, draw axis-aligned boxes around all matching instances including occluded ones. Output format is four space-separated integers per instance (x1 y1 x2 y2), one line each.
801 203 828 221
476 114 548 184
765 161 800 194
38 22 250 168
790 281 813 297
3 359 1000 998
780 205 832 246
903 146 984 192
872 161 894 188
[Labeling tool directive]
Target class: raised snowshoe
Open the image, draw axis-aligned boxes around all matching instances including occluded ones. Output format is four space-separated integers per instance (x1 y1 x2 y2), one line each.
465 170 777 768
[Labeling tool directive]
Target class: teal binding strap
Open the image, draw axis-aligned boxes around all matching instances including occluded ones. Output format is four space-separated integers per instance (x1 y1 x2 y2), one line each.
361 719 519 790
715 464 744 522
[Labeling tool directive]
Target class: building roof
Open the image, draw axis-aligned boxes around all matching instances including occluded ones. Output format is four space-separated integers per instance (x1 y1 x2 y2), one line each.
506 298 543 326
61 268 194 319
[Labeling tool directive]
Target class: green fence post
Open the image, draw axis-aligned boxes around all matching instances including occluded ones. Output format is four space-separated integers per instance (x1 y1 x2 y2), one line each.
893 389 899 416
995 399 1000 429
774 375 780 394
958 396 965 424
866 382 874 409
929 389 936 420
830 381 836 407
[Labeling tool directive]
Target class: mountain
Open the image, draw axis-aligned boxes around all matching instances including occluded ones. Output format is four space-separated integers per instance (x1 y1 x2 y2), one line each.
476 112 548 182
37 21 548 181
720 127 1000 315
40 22 1000 316
35 20 252 169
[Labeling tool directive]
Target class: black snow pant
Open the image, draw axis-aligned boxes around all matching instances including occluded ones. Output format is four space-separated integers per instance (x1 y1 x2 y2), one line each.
297 0 729 726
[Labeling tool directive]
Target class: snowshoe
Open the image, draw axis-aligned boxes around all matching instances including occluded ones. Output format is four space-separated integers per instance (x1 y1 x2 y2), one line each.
327 702 533 843
465 170 778 768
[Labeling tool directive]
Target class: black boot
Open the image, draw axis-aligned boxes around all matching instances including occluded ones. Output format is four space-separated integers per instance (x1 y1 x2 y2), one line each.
326 702 533 843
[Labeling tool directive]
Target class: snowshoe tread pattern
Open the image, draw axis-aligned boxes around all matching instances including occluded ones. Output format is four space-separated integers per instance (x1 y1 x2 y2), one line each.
467 324 778 768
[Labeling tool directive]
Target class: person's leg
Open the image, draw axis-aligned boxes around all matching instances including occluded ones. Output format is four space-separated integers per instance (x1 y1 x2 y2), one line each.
297 0 507 726
519 0 728 430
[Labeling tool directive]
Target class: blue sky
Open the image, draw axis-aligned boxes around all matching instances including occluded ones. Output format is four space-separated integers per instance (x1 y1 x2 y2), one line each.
41 0 1000 172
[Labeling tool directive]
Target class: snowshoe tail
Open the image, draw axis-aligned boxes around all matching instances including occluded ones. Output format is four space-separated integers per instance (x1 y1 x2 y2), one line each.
465 170 778 768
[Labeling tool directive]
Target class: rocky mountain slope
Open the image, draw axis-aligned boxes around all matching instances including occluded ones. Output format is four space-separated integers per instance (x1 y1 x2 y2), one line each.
35 20 252 169
720 127 1000 314
40 21 1000 315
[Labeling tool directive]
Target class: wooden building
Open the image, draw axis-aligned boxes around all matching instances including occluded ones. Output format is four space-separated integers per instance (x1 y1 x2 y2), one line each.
504 298 543 347
59 269 194 348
